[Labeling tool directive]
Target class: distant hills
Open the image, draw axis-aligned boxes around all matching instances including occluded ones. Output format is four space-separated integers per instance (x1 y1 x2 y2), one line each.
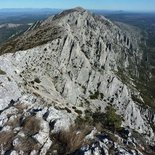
1 8 154 15
0 8 62 13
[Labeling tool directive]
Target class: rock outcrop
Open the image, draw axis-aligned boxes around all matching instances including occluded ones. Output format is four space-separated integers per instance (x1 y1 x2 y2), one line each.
0 7 155 155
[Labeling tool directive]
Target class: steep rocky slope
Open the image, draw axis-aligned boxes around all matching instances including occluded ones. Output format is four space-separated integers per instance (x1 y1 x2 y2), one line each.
0 7 155 155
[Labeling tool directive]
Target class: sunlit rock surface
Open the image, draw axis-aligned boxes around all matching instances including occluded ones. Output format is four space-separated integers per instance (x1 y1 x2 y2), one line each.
0 7 155 155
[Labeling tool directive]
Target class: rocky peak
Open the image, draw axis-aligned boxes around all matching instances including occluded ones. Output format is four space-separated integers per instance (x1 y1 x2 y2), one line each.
73 6 86 11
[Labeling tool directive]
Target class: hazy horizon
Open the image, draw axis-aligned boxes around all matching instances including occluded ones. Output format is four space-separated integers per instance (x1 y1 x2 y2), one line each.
0 0 155 12
0 8 155 13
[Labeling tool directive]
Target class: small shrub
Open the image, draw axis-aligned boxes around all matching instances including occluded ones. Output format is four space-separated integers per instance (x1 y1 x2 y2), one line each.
15 137 40 153
15 104 28 112
0 69 6 75
65 107 72 113
72 106 76 110
75 109 83 115
0 131 15 151
105 106 122 132
82 85 86 93
89 91 104 100
89 91 100 99
7 77 11 81
6 116 20 128
92 106 122 133
131 94 144 105
92 112 106 124
48 123 92 155
22 116 40 136
34 77 41 83
100 93 104 99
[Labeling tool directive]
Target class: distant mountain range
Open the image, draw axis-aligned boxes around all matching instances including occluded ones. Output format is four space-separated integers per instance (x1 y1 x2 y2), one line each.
0 8 62 12
0 8 154 14
0 8 138 14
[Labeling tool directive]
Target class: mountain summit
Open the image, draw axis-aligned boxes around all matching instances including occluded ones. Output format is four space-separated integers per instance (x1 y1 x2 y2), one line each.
0 7 155 155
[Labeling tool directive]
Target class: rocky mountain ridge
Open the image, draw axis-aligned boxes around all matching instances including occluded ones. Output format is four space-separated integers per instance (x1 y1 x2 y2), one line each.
0 7 155 155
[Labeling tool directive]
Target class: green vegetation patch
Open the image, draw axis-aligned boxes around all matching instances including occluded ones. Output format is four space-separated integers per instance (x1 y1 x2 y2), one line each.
34 77 41 83
89 91 104 100
105 106 122 131
0 69 6 75
74 109 83 115
93 106 122 132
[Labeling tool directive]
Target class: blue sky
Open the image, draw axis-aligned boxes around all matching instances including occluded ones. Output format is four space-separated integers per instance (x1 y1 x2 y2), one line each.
0 0 154 11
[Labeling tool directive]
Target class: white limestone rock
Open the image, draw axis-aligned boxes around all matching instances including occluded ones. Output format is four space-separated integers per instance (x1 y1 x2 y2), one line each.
0 7 154 154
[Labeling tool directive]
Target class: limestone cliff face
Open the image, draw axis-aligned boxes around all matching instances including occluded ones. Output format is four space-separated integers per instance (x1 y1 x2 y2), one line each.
0 7 155 155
